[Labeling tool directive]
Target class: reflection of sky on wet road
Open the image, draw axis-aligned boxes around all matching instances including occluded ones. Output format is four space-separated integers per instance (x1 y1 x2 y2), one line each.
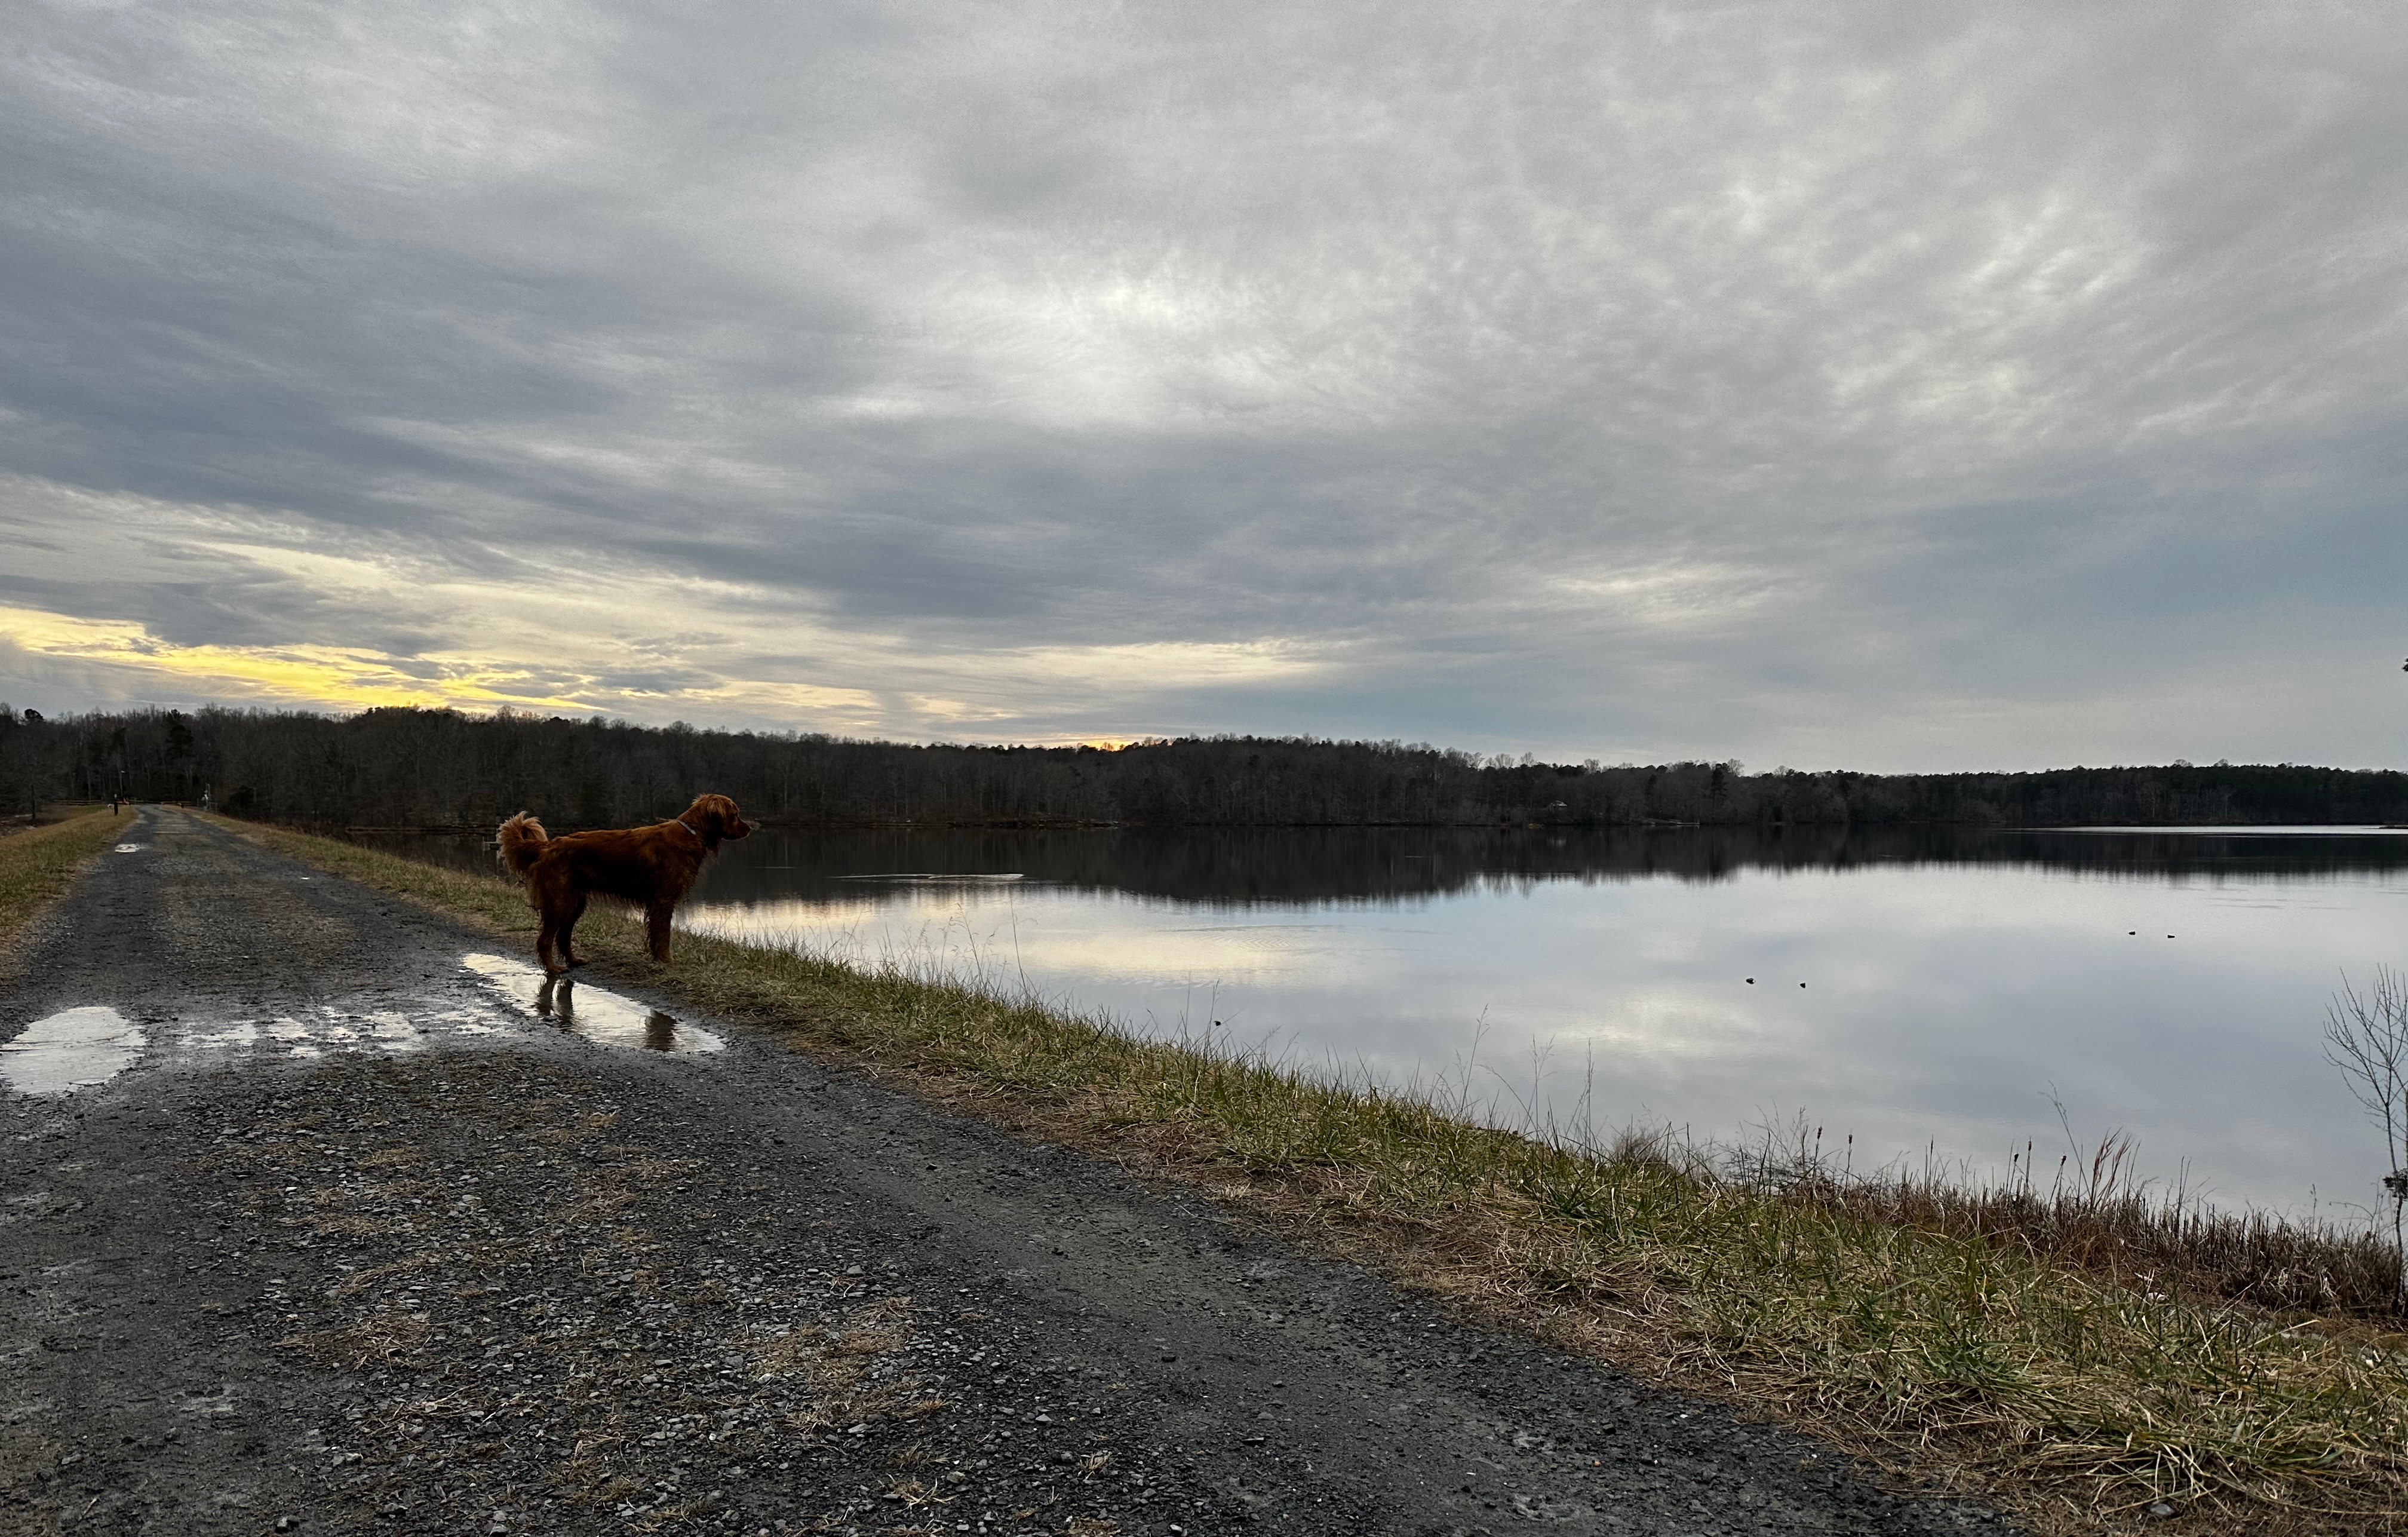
0 1005 146 1096
461 954 725 1055
686 859 2408 1216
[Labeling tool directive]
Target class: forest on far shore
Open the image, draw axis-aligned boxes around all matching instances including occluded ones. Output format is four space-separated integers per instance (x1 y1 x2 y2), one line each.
3 702 2404 832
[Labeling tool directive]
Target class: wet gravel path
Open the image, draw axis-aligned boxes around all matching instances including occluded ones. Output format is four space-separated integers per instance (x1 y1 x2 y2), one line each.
1 809 2014 1536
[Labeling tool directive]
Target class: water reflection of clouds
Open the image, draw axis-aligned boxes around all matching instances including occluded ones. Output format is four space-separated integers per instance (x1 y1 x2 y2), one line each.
687 894 1418 989
684 856 2408 1214
1 1006 146 1096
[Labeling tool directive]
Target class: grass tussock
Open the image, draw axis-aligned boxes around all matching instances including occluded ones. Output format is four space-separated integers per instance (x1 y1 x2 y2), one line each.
211 811 2408 1534
1774 1131 2404 1318
0 805 122 967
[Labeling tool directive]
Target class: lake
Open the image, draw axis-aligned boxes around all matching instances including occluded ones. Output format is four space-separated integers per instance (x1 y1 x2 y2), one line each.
375 822 2408 1217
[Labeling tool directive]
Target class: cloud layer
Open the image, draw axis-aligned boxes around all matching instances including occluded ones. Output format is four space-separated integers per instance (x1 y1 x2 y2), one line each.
5 1 2404 767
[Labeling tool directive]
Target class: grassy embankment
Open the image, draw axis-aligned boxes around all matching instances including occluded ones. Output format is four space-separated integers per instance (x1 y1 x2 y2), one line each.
0 805 121 972
210 811 2408 1535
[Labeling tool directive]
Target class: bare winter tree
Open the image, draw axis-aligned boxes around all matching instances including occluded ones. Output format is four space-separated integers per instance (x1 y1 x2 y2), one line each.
2326 966 2408 1297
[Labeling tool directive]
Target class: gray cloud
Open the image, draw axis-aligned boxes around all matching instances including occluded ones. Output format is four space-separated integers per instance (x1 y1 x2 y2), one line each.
2 0 2403 766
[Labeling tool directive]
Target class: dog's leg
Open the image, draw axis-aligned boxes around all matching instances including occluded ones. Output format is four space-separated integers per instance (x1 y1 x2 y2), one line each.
646 901 675 963
535 909 564 975
560 897 588 969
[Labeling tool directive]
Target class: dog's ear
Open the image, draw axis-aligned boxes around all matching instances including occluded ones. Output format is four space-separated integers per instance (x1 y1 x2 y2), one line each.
688 793 748 839
704 793 751 839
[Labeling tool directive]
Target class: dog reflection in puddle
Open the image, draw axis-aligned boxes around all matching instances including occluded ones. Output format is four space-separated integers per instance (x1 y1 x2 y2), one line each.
460 953 726 1054
536 974 678 1052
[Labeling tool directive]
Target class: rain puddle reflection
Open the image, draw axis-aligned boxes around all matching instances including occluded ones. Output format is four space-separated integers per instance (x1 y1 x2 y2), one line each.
2 1005 147 1096
459 954 725 1054
179 1008 459 1059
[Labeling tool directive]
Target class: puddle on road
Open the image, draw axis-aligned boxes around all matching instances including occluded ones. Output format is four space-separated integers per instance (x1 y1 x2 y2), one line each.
5 967 721 1093
460 954 725 1054
1 1006 148 1096
113 843 143 854
179 1007 490 1060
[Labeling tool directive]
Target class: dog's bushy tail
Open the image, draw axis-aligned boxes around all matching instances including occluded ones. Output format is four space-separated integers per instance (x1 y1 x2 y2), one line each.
497 812 549 879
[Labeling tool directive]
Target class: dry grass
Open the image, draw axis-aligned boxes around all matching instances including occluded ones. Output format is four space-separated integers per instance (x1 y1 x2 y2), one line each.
209 811 2408 1534
1774 1135 2401 1317
0 805 122 971
0 800 112 834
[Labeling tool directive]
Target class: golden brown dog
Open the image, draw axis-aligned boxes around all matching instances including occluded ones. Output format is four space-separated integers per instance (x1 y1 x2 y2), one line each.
497 793 752 974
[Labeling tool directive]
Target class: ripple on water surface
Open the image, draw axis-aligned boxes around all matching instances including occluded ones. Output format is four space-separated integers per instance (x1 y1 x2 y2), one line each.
1 1005 147 1096
460 953 725 1054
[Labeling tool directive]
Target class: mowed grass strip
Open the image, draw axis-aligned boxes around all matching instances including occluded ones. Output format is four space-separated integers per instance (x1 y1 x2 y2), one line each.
209 811 2408 1535
0 806 122 968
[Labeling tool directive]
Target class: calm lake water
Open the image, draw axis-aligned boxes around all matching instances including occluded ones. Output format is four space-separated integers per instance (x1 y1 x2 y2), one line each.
379 823 2408 1217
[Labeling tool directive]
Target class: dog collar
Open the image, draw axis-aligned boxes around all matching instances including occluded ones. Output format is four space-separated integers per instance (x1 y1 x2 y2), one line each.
675 818 701 839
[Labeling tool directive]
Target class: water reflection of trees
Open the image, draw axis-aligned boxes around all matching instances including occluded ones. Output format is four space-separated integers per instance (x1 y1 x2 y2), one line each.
373 824 2408 908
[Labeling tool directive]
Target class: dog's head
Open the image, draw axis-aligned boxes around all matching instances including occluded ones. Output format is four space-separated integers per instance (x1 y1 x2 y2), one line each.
682 793 752 848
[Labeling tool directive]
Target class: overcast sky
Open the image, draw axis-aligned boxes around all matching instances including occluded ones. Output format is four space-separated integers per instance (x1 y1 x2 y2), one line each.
4 1 2403 770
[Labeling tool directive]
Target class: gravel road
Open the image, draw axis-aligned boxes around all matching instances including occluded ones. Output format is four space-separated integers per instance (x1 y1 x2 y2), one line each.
1 809 2013 1536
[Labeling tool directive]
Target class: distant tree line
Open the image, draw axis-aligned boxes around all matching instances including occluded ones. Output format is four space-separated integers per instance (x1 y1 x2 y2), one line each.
2 702 2404 831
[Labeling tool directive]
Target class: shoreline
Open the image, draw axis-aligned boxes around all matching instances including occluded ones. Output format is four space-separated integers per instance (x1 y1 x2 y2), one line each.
188 810 2408 1532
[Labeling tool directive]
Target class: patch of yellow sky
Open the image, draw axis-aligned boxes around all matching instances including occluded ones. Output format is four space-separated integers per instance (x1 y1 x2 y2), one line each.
0 474 1314 731
0 603 594 714
0 599 1309 741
